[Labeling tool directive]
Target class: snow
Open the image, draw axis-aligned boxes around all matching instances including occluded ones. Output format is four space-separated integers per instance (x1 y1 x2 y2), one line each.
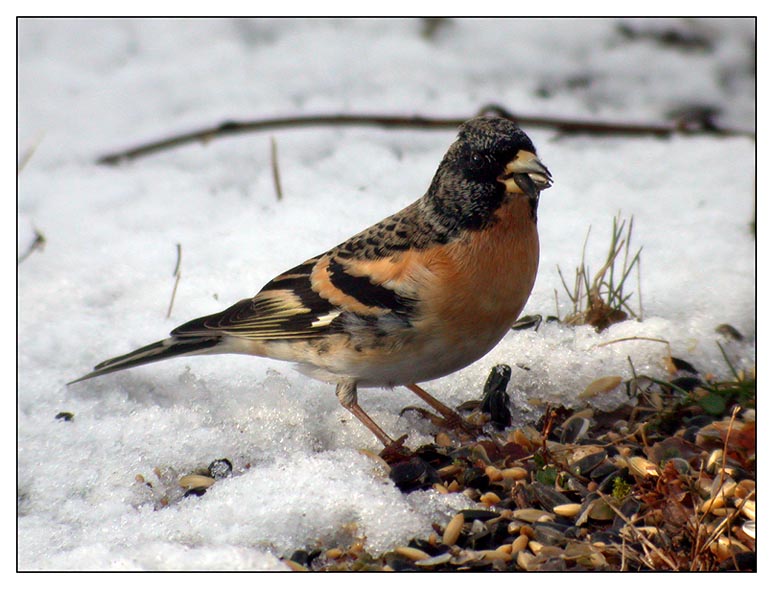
17 18 755 571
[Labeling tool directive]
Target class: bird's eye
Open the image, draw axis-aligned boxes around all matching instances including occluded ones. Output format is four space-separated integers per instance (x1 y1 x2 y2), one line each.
470 152 484 168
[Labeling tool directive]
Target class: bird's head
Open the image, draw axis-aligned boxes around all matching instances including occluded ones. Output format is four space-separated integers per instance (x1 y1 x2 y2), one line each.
426 116 552 230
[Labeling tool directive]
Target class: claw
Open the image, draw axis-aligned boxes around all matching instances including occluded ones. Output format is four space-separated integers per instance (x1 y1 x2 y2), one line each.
379 434 412 464
400 404 481 441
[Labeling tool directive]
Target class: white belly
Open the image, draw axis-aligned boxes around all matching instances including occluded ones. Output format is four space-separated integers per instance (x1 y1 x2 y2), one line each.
364 326 509 387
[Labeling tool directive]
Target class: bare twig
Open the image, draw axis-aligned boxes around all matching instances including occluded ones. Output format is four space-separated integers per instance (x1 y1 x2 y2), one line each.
166 243 182 319
270 136 283 201
171 242 183 276
636 246 643 320
18 132 45 175
96 105 755 165
597 336 672 354
620 528 627 571
691 406 743 568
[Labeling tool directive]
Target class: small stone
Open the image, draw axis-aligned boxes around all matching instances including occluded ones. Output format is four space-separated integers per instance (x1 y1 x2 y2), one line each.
183 487 208 498
208 458 233 479
288 550 311 566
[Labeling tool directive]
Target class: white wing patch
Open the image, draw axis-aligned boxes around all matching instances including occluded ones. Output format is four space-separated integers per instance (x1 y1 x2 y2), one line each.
310 311 342 328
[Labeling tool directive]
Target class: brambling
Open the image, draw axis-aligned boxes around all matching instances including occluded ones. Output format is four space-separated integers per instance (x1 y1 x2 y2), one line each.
71 116 552 447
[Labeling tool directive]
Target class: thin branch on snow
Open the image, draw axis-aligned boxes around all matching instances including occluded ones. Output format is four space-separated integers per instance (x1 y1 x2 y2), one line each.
96 104 755 165
270 136 283 201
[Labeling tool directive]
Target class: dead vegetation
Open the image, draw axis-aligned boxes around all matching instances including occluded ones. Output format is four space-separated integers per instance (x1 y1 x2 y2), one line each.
278 352 755 572
558 213 643 332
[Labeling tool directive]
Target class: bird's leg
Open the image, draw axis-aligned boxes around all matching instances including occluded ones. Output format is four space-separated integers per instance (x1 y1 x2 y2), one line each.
336 381 395 447
405 383 478 434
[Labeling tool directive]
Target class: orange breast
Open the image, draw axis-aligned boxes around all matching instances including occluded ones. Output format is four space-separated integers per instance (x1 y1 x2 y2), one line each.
325 196 539 350
419 197 539 344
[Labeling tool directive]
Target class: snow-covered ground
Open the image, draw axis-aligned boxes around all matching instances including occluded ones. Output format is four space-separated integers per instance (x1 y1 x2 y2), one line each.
17 18 755 570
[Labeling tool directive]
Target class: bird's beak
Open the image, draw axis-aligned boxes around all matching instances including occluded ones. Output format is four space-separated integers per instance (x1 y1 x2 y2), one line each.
498 150 553 198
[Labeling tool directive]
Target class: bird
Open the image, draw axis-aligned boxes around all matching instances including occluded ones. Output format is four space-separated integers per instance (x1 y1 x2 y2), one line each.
70 116 552 447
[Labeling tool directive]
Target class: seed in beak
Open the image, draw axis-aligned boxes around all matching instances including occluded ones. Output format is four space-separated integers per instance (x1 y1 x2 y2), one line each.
499 150 552 197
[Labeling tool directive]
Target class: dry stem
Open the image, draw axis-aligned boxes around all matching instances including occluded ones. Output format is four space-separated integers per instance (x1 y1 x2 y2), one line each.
96 104 754 165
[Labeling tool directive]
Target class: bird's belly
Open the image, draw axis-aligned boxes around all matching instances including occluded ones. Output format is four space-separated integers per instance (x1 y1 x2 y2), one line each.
251 319 508 388
353 323 511 387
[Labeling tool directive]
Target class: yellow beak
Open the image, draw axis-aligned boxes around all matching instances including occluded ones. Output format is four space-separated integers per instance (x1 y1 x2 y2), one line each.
498 150 553 198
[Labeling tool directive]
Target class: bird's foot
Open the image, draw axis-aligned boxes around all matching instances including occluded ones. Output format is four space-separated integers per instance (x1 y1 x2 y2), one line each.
399 406 482 441
379 434 412 464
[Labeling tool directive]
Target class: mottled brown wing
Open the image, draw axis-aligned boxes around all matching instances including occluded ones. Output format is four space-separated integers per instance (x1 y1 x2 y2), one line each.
170 253 420 341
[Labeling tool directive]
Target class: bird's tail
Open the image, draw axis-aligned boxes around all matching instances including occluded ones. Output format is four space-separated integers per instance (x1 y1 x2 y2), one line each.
68 336 222 385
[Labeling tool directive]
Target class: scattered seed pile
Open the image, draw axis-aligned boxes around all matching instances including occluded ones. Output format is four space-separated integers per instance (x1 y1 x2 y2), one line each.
117 351 754 572
280 355 756 572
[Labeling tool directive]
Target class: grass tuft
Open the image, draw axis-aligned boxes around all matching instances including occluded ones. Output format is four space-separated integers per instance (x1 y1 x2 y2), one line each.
557 212 643 331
